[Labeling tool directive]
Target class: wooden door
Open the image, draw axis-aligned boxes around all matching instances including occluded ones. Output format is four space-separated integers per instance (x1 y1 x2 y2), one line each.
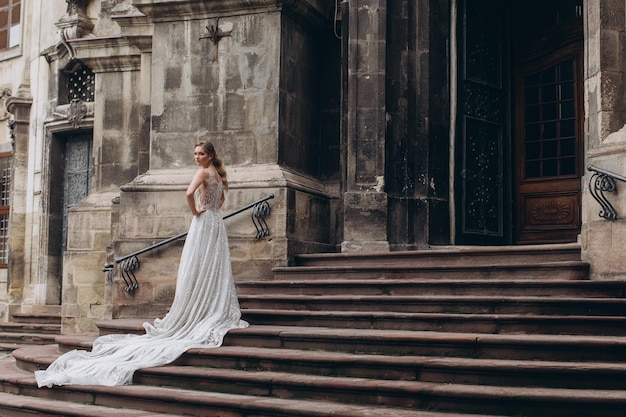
514 43 583 243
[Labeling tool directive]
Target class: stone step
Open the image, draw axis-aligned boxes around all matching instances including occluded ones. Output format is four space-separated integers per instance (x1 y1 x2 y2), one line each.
11 312 62 325
238 294 626 316
11 346 626 417
0 391 180 417
134 365 626 414
53 322 626 363
0 332 58 345
241 309 626 335
294 243 582 267
0 343 29 357
16 343 626 391
0 357 490 417
0 322 61 335
171 346 626 390
237 278 626 297
272 261 590 281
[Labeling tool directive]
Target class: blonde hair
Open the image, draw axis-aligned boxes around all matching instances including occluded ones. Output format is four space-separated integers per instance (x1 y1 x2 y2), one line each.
195 141 228 190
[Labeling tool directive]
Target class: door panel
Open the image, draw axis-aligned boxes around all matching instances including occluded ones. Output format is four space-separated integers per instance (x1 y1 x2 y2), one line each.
456 0 511 245
62 133 93 250
514 46 583 243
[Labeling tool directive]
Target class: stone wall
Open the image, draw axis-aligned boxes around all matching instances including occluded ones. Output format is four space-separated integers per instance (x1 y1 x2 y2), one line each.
61 192 118 333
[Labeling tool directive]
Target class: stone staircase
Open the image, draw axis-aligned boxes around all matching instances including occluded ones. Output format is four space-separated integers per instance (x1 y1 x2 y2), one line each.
3 244 626 416
0 307 61 357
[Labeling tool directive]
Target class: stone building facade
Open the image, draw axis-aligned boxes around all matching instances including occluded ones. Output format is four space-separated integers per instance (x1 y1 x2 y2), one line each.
1 0 625 332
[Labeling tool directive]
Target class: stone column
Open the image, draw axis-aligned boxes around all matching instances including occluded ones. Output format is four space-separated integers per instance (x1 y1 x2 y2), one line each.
341 0 390 253
581 0 626 279
5 87 33 310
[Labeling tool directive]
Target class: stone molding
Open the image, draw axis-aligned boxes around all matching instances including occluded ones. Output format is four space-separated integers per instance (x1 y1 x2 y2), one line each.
43 36 143 73
132 0 333 26
65 36 143 72
5 94 33 122
120 164 330 197
112 13 154 53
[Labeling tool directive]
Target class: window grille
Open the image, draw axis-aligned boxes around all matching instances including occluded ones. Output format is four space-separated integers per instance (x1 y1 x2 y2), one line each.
67 66 95 103
0 0 21 50
523 59 578 179
0 152 12 267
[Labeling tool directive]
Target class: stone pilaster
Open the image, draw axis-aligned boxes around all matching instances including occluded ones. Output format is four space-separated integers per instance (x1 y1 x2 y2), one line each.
341 0 389 252
5 87 33 310
582 0 626 279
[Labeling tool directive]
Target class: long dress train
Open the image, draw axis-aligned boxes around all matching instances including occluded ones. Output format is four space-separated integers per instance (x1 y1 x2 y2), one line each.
35 173 249 387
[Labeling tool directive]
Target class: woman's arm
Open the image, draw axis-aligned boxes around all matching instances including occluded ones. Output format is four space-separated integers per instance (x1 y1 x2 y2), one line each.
186 169 208 216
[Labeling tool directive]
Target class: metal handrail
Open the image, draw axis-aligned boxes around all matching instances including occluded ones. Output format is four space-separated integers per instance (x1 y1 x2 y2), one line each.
103 193 274 291
587 165 626 220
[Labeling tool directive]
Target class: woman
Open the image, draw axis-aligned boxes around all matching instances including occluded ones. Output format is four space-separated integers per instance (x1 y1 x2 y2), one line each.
35 141 248 387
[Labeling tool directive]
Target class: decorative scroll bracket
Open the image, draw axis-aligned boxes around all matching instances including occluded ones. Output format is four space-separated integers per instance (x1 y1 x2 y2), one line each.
252 199 272 238
589 171 617 220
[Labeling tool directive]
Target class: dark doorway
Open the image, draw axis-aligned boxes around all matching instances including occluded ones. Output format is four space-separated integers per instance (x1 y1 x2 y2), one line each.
455 0 583 245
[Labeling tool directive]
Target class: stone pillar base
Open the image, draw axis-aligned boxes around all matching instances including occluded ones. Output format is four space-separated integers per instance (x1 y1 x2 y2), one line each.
341 191 390 253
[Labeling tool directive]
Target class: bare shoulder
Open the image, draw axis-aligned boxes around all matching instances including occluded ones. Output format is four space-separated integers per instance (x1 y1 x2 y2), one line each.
207 167 222 183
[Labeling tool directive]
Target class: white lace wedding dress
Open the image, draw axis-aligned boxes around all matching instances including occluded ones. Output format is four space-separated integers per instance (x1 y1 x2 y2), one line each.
35 173 249 387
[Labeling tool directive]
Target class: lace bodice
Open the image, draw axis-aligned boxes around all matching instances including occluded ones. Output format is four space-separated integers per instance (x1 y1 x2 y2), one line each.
195 173 223 212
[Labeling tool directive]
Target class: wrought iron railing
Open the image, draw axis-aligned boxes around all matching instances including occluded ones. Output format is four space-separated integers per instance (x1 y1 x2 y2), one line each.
103 194 274 292
587 164 626 220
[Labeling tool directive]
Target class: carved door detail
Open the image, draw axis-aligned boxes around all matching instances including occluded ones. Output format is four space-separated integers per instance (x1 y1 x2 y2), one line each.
514 44 583 243
455 0 511 245
62 133 93 249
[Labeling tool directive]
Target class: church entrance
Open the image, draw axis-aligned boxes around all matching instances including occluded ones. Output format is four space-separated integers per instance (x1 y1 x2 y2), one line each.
455 0 584 245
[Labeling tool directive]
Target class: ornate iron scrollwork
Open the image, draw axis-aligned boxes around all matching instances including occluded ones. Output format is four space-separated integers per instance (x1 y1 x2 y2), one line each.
589 170 617 220
587 164 626 220
120 256 140 292
252 199 271 238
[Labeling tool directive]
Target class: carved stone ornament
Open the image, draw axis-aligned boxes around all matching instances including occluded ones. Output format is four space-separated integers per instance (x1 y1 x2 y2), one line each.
67 98 88 127
8 119 15 149
66 0 88 16
54 99 94 128
0 88 11 121
56 0 94 44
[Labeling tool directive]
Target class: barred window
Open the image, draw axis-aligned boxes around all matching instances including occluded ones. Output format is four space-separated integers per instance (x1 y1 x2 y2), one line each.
0 152 11 267
0 0 21 50
67 66 95 103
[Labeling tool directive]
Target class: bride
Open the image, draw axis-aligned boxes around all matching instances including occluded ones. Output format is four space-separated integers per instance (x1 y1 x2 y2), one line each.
35 141 249 387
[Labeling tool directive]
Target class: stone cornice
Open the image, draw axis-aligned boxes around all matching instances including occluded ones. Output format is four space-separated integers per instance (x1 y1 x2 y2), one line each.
68 36 142 72
132 0 333 26
121 165 330 197
6 95 33 120
112 13 154 53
